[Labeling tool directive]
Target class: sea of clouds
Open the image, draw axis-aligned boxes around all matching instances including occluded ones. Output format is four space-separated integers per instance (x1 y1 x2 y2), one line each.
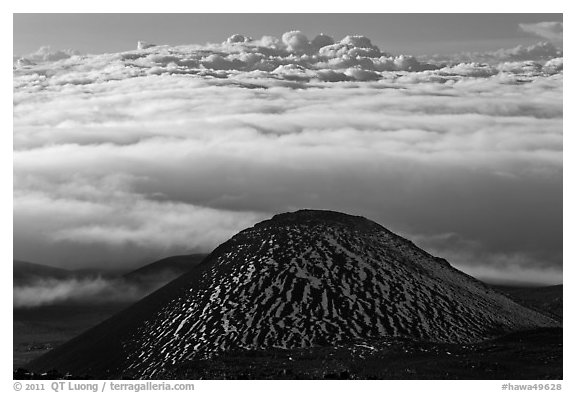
13 24 563 284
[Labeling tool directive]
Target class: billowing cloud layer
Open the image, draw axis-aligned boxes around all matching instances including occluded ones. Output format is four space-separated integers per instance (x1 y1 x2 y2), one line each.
13 30 562 284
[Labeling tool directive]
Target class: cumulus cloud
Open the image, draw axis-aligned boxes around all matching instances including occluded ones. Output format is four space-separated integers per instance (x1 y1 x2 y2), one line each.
429 41 562 65
16 46 80 65
543 57 563 74
281 31 312 53
489 41 562 62
311 33 334 50
424 21 562 65
137 41 157 50
319 35 382 59
225 34 252 45
13 32 562 284
519 21 563 45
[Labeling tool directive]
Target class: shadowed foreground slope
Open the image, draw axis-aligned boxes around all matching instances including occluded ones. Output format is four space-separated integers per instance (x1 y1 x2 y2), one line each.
493 285 562 321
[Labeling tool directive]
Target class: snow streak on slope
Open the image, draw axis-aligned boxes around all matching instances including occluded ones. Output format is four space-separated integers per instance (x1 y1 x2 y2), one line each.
117 210 558 377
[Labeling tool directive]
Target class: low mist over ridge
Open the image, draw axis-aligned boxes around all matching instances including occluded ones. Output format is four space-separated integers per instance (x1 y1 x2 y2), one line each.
13 255 207 308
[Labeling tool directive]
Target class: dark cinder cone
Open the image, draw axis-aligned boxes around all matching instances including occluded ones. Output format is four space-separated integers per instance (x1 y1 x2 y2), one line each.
28 209 559 378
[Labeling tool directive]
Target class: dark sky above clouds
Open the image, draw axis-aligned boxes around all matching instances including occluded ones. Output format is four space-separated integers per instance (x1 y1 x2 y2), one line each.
14 13 562 56
13 14 563 285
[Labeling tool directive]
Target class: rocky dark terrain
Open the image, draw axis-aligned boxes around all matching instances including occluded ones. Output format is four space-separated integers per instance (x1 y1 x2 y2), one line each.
493 285 562 321
154 327 563 380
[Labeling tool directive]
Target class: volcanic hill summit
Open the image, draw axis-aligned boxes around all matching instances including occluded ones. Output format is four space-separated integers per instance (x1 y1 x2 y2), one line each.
28 210 559 378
